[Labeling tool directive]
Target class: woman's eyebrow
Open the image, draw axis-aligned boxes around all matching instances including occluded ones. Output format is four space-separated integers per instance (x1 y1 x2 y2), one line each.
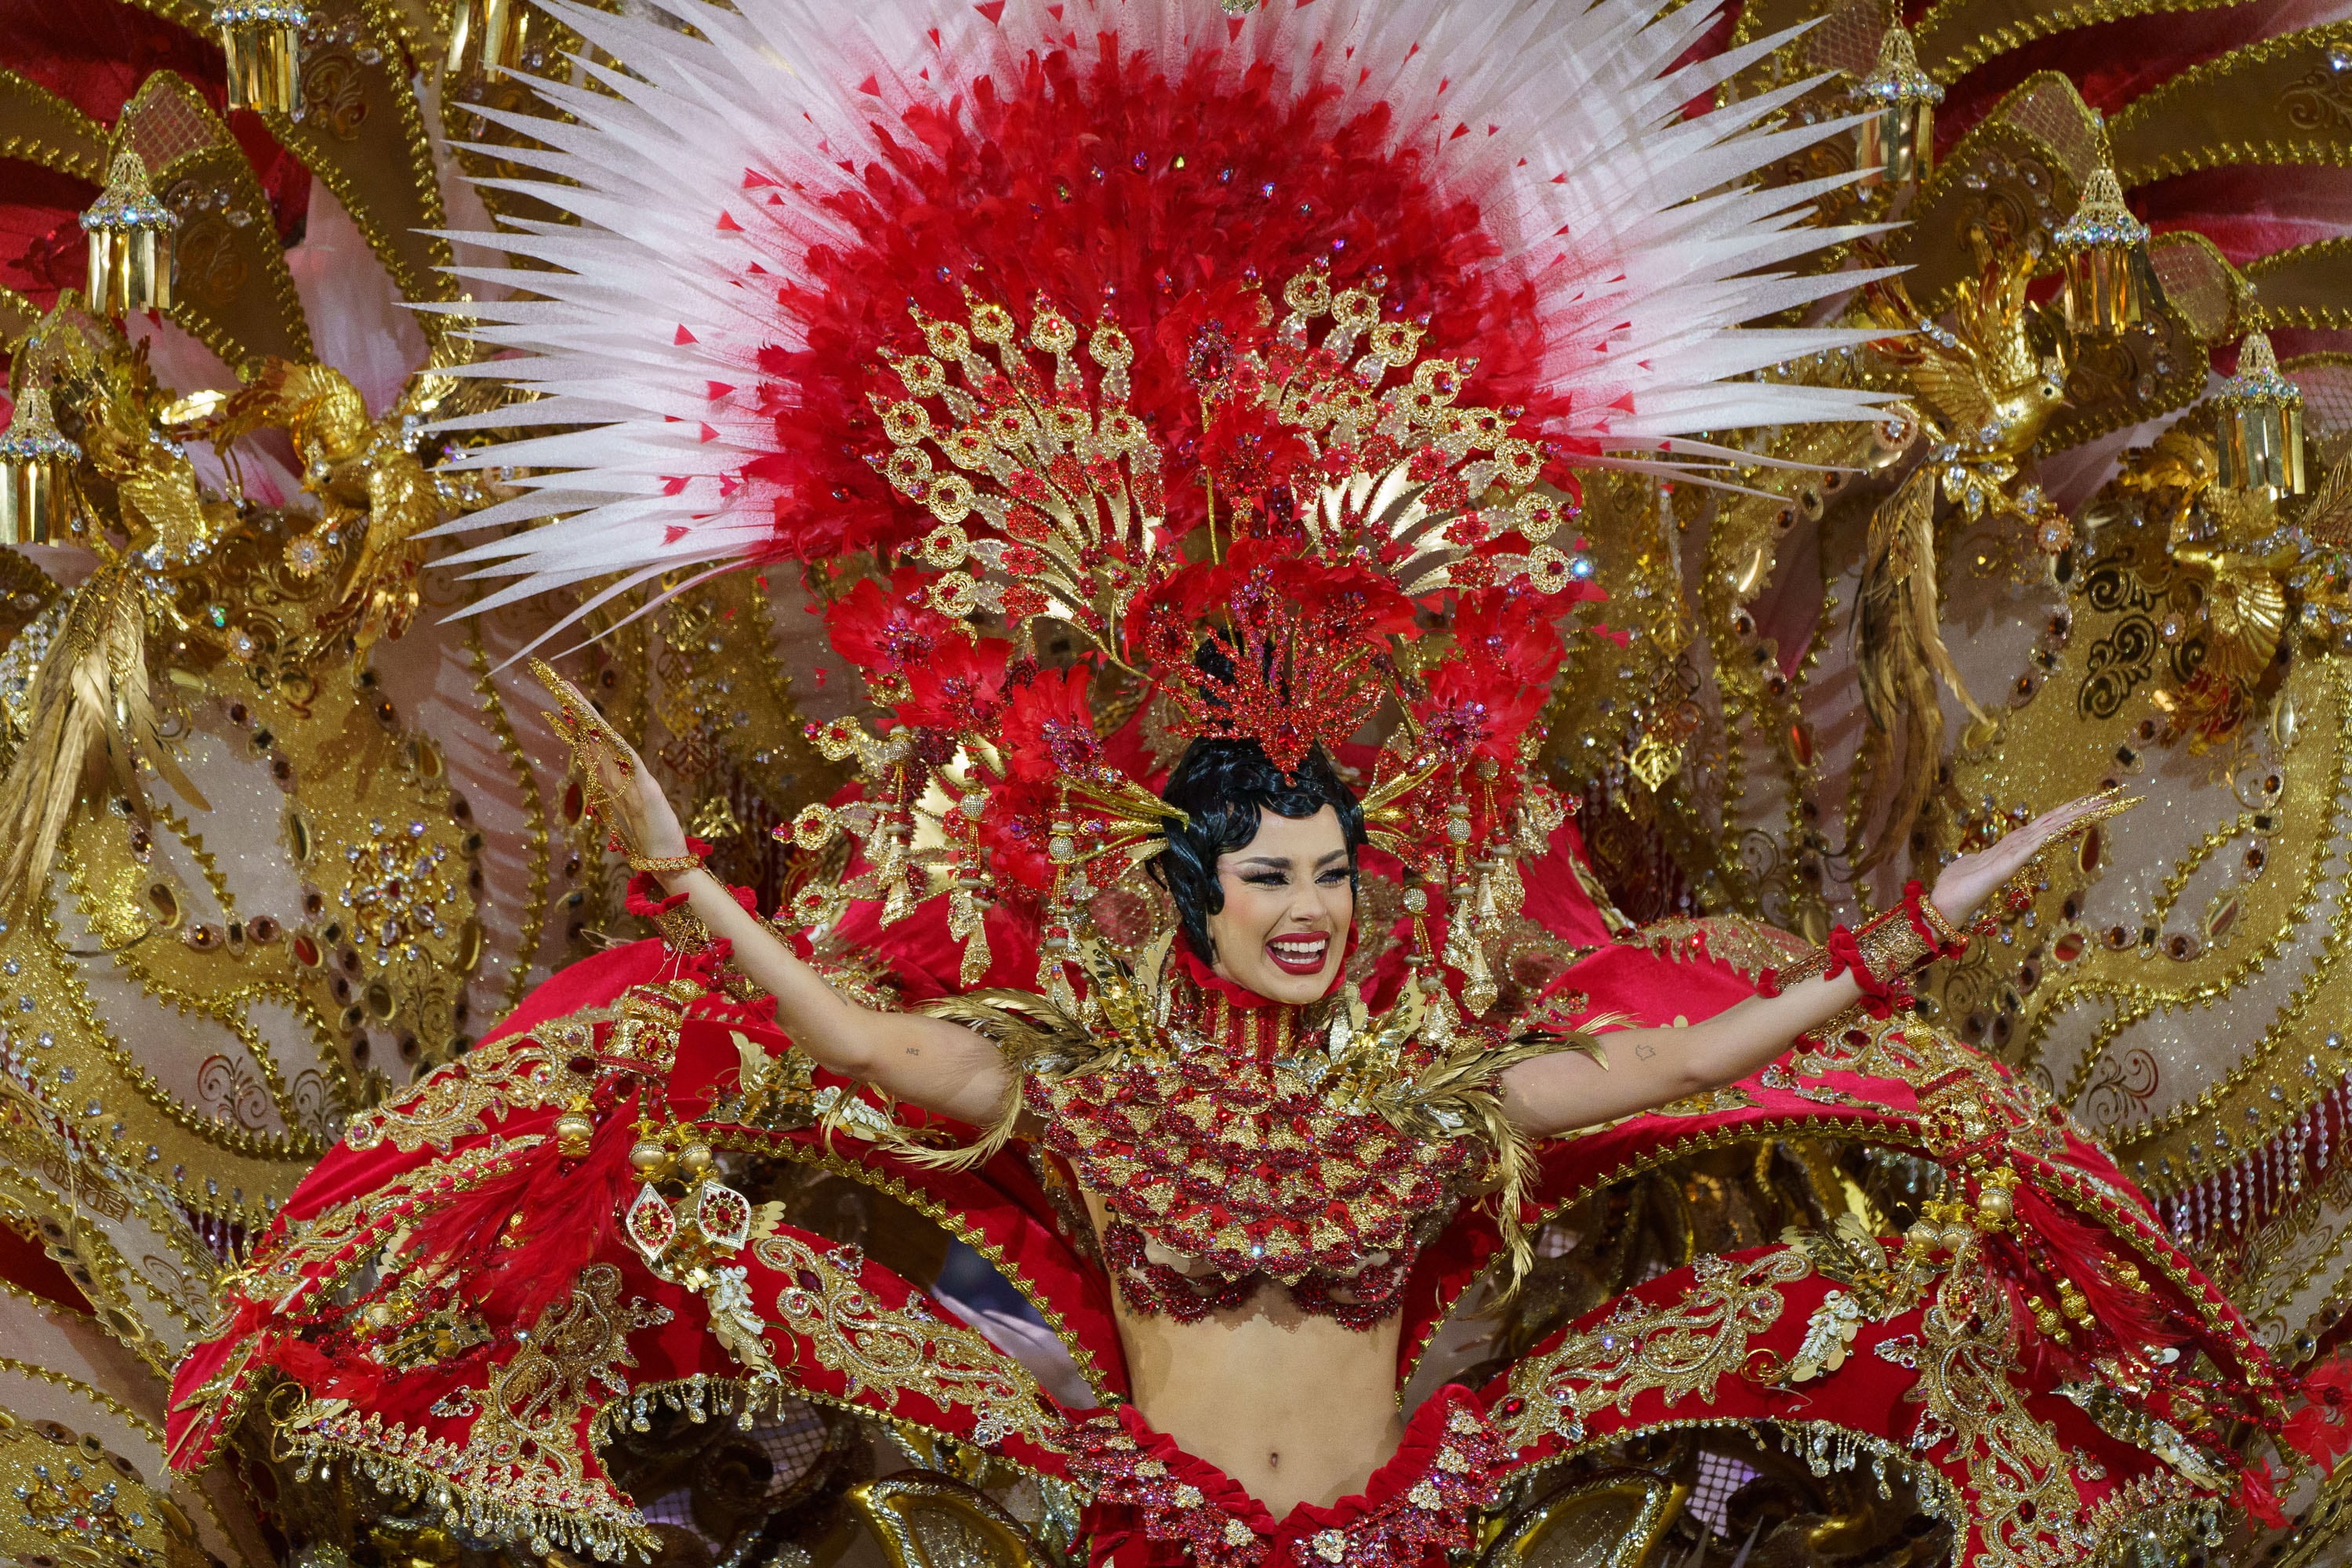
1313 850 1348 869
1234 855 1292 869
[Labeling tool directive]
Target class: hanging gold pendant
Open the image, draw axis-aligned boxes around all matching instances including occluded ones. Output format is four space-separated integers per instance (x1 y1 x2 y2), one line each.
81 151 177 317
445 0 532 79
2215 332 2307 499
215 1 308 114
2056 165 2160 335
0 387 82 546
1852 26 1941 190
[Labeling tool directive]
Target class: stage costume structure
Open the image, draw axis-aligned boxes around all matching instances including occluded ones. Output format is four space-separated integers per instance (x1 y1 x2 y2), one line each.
127 2 2352 1566
5 0 2352 1564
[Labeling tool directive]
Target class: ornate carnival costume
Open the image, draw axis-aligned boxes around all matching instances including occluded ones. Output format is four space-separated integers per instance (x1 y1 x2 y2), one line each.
155 1 2348 1564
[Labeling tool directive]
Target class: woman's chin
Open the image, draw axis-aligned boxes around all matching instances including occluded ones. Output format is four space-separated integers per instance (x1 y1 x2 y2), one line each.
1232 963 1335 1006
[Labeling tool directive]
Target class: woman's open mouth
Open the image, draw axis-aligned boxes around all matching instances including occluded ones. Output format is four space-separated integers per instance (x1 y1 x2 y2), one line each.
1265 934 1331 976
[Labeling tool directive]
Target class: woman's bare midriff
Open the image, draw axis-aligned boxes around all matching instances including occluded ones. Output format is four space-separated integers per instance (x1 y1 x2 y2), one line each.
1080 1190 1406 1517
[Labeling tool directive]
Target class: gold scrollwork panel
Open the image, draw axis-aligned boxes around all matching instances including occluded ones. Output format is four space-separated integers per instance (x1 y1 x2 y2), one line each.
0 1148 220 1376
0 69 108 183
1984 590 2352 1187
2043 239 2221 452
113 74 311 370
1915 0 2248 85
1483 1472 1688 1568
2246 237 2352 332
2112 22 2352 184
1889 73 2101 310
256 0 456 316
852 1475 1047 1568
35 648 488 1227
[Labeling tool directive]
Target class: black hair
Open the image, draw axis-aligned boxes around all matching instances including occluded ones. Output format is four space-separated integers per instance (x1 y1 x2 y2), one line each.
1152 739 1368 965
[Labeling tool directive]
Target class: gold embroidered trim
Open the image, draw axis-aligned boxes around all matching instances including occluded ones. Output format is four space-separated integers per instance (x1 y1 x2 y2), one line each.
749 1227 1061 1452
274 1264 671 1560
1500 1247 1813 1447
343 1025 588 1155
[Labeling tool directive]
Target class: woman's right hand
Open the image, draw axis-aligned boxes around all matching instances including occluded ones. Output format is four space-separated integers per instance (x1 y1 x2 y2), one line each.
584 735 692 866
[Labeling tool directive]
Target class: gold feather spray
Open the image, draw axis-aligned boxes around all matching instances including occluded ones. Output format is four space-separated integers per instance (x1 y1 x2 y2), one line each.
1854 466 1987 876
0 559 207 910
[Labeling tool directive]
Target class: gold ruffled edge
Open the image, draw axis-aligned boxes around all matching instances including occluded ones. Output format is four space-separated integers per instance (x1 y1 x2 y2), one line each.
269 1392 659 1563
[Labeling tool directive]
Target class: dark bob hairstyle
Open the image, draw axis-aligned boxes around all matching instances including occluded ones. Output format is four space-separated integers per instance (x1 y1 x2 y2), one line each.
1152 738 1368 964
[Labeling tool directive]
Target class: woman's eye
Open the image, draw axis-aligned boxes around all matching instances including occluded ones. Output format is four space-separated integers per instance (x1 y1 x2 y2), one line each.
1243 873 1287 888
1317 870 1349 886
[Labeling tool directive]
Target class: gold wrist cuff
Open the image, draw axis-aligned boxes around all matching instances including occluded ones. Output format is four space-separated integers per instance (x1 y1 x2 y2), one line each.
630 853 704 874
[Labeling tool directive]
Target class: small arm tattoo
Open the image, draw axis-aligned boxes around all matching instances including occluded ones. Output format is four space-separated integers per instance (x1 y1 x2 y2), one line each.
1635 1041 1657 1061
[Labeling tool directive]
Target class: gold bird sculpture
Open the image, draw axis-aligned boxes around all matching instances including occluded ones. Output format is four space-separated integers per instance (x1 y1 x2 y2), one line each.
1867 231 2073 494
214 361 442 651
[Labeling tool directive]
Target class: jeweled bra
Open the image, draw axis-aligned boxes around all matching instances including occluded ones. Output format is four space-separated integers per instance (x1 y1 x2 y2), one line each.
916 940 1583 1328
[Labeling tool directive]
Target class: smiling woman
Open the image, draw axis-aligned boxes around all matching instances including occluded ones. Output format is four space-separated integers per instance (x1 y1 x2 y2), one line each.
1155 740 1366 1005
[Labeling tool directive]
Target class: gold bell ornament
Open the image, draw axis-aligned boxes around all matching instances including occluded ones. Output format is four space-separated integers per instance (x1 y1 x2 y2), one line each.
2055 165 2159 334
2214 332 2306 499
214 2 308 115
80 151 176 317
445 0 532 79
1852 24 1941 189
0 387 81 546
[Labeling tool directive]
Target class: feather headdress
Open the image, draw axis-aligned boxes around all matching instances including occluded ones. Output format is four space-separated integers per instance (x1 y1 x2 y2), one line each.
428 0 1889 615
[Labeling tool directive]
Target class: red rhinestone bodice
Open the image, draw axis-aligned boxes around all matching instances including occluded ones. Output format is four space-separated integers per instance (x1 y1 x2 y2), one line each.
1027 958 1477 1328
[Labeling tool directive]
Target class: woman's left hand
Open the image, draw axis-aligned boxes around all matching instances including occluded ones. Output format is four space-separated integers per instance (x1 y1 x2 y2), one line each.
1929 793 2130 924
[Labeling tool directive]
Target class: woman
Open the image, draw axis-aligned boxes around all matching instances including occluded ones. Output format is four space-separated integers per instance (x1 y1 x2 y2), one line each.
583 720 2112 1535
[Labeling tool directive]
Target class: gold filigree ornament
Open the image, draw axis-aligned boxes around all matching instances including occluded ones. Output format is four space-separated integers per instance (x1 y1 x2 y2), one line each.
1871 1255 2084 1568
749 1225 1060 1452
342 1026 591 1155
1499 1247 1814 1448
624 1174 778 1384
272 1264 673 1561
0 1407 180 1568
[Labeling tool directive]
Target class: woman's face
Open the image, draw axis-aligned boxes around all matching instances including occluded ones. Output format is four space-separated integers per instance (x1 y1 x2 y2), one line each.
1206 805 1355 1005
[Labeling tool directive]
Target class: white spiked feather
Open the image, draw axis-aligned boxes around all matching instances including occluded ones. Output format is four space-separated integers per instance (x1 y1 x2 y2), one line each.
424 0 1891 611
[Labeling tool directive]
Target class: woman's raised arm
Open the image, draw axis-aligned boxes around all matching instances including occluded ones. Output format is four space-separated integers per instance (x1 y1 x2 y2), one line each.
1499 793 2124 1138
586 739 1017 1128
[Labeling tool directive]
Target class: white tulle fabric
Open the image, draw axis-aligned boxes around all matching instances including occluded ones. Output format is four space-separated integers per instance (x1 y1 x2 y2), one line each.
425 0 1890 614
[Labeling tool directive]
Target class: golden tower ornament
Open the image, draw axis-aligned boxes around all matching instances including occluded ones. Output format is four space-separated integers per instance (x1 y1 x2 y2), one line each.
214 2 308 114
1852 24 1941 189
80 151 176 318
2215 333 2306 499
0 387 82 546
2055 165 2158 334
